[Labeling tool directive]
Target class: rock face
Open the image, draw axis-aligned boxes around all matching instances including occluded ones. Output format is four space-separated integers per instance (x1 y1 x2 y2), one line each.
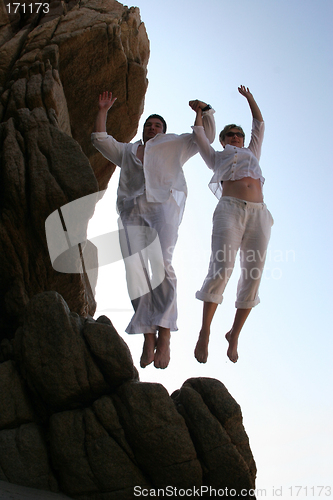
0 1 257 497
0 0 149 339
0 292 256 499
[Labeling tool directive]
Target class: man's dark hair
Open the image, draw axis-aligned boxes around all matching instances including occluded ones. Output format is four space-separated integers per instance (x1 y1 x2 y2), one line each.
144 114 167 133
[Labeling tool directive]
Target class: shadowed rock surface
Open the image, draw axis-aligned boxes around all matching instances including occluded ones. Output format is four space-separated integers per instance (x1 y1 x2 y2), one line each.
0 480 72 499
0 0 149 339
1 292 256 499
0 1 257 498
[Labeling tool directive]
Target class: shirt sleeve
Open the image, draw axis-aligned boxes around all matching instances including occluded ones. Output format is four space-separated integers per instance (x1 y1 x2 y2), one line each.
248 118 265 160
91 132 125 166
192 125 216 171
201 108 216 144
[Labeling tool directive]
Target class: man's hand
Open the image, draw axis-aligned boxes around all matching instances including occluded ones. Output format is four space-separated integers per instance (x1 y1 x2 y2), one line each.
189 100 207 112
98 91 117 111
94 91 117 133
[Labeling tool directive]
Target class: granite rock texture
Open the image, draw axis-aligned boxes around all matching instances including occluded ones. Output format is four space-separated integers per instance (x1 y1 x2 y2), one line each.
0 292 256 499
0 0 149 339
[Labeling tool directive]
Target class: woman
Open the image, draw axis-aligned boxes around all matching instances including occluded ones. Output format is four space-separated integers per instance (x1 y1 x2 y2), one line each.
189 86 273 363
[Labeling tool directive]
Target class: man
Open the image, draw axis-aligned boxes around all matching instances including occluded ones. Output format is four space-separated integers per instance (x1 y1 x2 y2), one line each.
92 92 215 369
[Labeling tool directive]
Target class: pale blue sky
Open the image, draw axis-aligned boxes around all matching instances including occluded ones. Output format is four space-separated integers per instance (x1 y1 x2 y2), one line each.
88 0 333 496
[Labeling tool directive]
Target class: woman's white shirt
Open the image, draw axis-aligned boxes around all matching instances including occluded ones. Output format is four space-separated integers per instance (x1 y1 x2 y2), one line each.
192 118 265 199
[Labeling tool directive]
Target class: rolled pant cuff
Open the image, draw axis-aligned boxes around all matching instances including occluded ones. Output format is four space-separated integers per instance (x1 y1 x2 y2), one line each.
195 290 223 304
126 322 178 334
235 297 260 309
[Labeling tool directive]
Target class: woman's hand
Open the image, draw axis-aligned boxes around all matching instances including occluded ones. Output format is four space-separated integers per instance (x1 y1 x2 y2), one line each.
189 100 204 126
189 100 206 112
238 85 263 122
98 91 117 111
238 85 253 100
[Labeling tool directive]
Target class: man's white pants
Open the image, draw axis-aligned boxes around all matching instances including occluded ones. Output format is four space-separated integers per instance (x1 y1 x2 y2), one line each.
196 196 274 308
119 193 180 334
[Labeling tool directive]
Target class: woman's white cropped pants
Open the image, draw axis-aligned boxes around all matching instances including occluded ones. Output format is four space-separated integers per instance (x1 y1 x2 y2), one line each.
196 196 274 308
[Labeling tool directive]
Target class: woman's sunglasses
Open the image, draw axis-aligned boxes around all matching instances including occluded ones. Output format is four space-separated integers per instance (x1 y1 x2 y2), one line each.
225 132 244 138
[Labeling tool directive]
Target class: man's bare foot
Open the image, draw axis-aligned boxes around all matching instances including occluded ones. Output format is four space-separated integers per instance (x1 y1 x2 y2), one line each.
194 328 210 363
225 330 239 363
154 328 170 369
140 333 156 368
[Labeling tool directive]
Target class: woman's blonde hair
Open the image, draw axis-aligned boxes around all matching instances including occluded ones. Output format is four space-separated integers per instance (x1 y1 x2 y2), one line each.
219 124 245 144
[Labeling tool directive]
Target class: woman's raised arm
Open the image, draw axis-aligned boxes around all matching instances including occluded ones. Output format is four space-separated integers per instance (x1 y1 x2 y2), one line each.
238 85 263 122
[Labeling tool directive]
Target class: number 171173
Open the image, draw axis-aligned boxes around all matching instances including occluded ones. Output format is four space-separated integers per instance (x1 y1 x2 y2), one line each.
6 3 50 14
289 486 331 496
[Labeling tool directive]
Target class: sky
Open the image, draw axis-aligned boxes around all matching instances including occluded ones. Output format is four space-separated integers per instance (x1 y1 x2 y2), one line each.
87 0 333 497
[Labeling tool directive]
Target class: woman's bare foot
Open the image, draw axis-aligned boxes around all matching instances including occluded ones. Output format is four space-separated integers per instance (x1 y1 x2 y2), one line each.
154 328 170 369
225 330 239 363
225 308 251 363
194 328 210 363
140 333 156 368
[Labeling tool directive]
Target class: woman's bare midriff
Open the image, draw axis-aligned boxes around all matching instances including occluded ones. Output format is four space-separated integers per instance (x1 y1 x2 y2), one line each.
222 177 263 203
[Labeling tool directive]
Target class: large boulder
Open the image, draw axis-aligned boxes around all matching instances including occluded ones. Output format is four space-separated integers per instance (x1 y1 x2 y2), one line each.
0 107 99 338
0 0 149 187
0 422 58 491
0 291 257 498
0 0 149 340
14 292 137 415
172 378 256 493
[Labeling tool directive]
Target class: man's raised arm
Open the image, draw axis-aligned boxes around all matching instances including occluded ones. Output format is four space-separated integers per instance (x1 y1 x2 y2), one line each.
189 99 215 143
94 91 117 133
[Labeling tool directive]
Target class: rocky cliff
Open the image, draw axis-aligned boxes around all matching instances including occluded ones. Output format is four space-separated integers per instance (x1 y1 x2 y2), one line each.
0 0 149 338
0 1 257 498
1 292 257 499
